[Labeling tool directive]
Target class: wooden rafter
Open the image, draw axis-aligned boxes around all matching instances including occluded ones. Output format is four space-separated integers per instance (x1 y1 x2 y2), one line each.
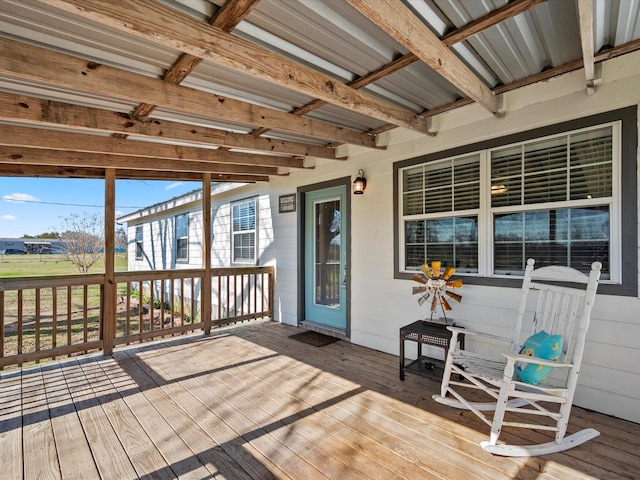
0 37 376 148
0 124 308 170
40 0 431 135
0 93 336 159
0 163 267 182
134 0 260 118
440 0 547 46
346 0 500 115
577 0 596 94
253 0 546 140
0 146 283 176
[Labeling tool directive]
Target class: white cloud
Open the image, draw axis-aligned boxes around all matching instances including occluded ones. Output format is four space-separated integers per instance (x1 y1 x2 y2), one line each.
1 214 17 220
2 192 39 203
165 182 185 191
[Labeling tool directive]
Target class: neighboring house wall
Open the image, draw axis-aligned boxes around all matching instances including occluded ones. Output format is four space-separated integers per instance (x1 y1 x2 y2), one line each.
122 52 640 424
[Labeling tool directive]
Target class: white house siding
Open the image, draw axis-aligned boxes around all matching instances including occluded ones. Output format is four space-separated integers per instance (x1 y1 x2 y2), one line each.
124 51 640 424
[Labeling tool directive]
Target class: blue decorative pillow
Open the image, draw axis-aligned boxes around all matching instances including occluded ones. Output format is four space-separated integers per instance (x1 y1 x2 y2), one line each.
515 331 563 385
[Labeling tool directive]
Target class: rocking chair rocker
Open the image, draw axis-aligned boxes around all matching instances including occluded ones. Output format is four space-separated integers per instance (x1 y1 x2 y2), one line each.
433 258 601 456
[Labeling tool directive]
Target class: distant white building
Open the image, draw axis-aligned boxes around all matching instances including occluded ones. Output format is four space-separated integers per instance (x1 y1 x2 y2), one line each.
0 238 66 254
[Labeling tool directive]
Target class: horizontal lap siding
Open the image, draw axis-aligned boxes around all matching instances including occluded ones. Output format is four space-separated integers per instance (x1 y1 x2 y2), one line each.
124 53 640 423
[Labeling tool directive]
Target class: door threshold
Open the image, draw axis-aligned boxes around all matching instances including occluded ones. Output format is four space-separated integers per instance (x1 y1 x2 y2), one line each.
300 321 348 341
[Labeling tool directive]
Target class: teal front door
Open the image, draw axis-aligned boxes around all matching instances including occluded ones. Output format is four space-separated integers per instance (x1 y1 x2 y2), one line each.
304 185 348 330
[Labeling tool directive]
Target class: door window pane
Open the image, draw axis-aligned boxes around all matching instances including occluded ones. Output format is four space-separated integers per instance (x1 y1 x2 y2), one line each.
314 199 341 308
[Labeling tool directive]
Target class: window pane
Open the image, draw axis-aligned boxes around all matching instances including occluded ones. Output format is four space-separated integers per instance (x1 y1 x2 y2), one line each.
569 127 613 200
232 199 257 264
403 155 480 215
523 170 567 204
494 207 609 277
233 232 255 263
491 176 522 207
403 191 423 216
424 187 452 213
176 238 188 260
232 201 255 232
404 217 478 272
176 214 188 238
524 136 567 174
491 145 522 207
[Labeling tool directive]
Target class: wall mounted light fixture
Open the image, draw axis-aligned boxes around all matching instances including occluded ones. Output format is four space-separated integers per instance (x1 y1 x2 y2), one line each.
353 169 367 195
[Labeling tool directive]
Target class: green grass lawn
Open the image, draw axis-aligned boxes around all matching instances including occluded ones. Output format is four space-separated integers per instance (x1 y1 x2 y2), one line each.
0 253 128 276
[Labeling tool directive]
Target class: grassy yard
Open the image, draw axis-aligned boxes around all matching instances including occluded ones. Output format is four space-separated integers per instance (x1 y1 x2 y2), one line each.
0 253 128 277
1 253 198 365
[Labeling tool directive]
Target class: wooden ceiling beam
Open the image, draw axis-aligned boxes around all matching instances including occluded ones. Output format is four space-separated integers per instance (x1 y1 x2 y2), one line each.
577 0 596 94
0 37 376 148
134 0 260 117
0 93 336 159
0 146 281 176
39 0 430 135
441 0 547 46
0 163 267 182
346 0 500 115
0 124 307 169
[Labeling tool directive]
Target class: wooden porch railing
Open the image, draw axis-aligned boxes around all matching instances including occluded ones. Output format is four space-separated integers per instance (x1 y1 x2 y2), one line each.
0 266 274 368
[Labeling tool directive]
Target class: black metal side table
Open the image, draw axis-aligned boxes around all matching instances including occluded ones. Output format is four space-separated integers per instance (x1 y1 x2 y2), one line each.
399 320 464 381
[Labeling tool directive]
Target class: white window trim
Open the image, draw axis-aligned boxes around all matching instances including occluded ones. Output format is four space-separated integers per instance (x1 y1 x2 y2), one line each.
175 213 189 262
398 121 621 282
231 197 258 265
135 225 143 260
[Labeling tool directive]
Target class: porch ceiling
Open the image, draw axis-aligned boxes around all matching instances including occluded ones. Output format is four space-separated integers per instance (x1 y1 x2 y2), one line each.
0 0 639 183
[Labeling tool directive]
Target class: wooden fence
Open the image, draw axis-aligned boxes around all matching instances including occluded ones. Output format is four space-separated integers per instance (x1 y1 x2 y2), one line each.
0 266 273 368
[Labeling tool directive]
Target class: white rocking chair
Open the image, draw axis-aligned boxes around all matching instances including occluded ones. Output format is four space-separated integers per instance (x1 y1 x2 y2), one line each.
433 258 601 457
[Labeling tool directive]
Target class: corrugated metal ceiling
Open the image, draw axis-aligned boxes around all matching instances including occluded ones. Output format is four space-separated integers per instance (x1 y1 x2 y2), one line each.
0 0 639 180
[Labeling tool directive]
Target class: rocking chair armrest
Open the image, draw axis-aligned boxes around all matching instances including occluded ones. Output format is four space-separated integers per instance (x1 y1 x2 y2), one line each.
447 326 511 343
503 352 574 368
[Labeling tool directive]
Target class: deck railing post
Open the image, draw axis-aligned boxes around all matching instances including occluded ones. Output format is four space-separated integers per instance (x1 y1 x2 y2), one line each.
202 173 212 334
102 168 116 355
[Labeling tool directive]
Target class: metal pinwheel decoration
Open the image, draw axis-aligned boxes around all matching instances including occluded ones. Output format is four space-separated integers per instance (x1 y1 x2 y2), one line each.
412 261 463 321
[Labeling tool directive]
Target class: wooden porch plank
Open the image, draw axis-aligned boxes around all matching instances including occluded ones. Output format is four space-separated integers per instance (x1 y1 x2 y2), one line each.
115 346 254 480
4 320 639 480
75 357 175 479
144 341 375 480
21 367 61 479
119 344 286 480
169 337 445 480
127 343 329 480
41 363 100 479
100 352 214 480
214 333 518 480
60 359 139 479
0 372 23 480
236 322 633 480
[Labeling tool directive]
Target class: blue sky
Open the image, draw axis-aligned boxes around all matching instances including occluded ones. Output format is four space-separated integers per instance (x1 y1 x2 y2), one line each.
0 177 201 238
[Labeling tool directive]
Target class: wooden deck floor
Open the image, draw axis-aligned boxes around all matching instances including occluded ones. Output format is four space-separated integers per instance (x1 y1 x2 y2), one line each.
1 320 639 480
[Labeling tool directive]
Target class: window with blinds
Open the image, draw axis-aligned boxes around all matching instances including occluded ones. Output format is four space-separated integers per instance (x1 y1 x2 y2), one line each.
175 213 189 262
399 122 616 279
401 154 480 272
135 225 143 260
491 126 613 276
232 198 257 264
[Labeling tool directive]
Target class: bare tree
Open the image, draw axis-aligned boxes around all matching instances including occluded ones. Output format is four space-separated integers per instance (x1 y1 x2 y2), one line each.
58 212 104 273
115 225 128 253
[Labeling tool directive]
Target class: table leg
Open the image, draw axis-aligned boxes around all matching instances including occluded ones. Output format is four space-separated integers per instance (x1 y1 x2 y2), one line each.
399 336 405 381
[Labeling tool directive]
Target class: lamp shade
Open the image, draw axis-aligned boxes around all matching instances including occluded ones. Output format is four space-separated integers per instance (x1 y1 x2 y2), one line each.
353 169 366 194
